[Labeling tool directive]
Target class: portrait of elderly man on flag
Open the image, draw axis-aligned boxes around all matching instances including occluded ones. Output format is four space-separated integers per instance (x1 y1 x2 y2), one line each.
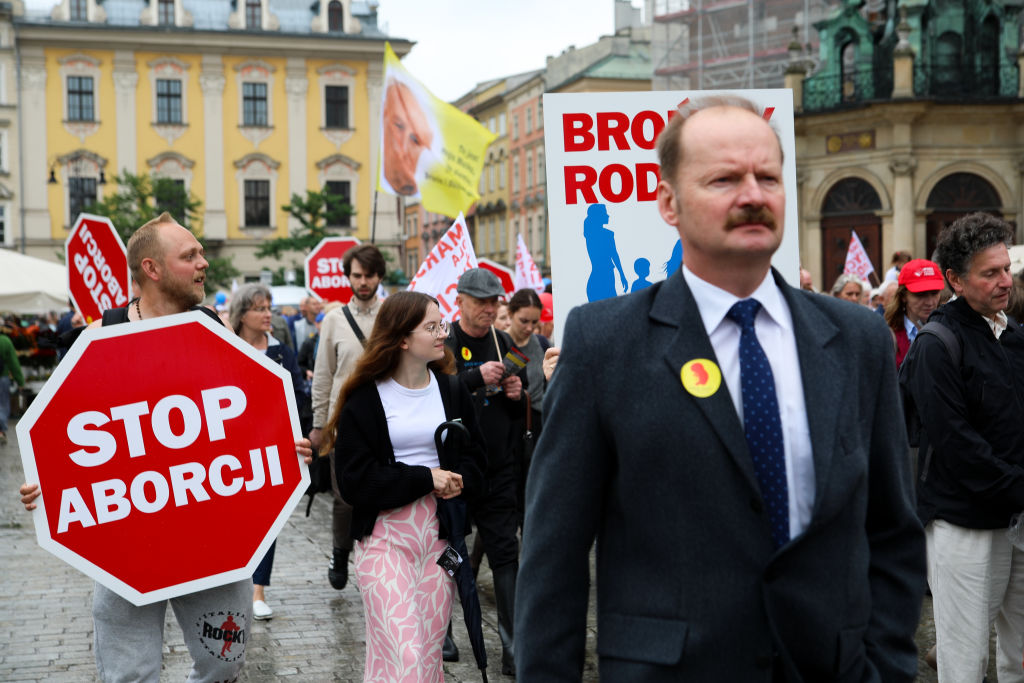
380 74 442 198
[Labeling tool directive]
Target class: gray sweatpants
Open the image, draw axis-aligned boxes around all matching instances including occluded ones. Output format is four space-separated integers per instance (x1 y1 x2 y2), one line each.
92 579 252 683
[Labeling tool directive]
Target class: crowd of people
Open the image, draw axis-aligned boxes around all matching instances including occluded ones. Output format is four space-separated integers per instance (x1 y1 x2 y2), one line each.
11 94 1024 683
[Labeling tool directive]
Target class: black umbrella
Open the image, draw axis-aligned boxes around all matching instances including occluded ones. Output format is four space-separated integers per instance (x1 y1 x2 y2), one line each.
434 420 489 682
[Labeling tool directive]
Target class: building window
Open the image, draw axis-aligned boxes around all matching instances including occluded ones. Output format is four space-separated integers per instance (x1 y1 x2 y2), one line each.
244 179 270 225
526 108 533 133
527 151 534 188
512 113 518 139
499 161 505 189
67 76 94 121
70 0 87 21
245 0 261 29
499 113 506 136
242 82 268 126
0 205 6 243
537 150 545 184
156 79 182 124
513 157 519 193
158 0 174 25
324 180 351 228
69 176 97 224
325 85 349 128
328 0 343 31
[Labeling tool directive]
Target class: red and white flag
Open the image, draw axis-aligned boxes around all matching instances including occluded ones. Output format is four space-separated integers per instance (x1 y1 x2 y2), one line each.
407 213 478 321
843 231 875 280
514 234 545 294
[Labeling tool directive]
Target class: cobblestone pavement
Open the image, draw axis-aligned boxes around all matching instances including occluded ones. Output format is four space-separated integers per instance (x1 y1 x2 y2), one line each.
0 414 993 682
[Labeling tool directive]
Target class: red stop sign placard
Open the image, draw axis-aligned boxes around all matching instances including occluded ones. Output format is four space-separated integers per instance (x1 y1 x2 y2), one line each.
304 237 361 303
17 312 308 605
65 214 131 325
477 258 515 297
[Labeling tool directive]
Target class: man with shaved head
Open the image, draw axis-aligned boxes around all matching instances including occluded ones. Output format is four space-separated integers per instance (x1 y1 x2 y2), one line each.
516 96 925 681
20 212 313 682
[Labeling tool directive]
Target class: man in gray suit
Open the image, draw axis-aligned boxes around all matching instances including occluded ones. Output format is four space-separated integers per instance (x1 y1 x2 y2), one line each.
515 95 926 681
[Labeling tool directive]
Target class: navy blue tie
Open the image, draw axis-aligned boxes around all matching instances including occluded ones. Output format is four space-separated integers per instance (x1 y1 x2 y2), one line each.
726 299 789 549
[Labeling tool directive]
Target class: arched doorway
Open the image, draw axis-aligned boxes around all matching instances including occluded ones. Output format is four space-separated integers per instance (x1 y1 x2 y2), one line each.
925 172 1002 258
820 177 883 288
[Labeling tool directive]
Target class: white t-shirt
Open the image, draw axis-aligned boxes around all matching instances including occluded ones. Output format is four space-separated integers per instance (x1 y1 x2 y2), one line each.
376 373 445 468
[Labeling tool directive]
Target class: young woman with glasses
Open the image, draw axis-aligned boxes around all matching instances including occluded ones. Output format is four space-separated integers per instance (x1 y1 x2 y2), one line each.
322 290 487 681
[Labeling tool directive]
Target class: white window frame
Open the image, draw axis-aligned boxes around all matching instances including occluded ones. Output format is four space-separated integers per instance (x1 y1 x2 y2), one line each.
0 130 8 173
146 151 194 191
235 60 275 146
139 0 193 27
60 151 105 228
148 57 190 145
316 153 361 232
59 54 101 142
318 64 356 148
234 153 280 230
311 0 357 34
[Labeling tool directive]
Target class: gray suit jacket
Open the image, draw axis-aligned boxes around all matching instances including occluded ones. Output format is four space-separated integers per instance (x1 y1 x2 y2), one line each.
515 269 925 682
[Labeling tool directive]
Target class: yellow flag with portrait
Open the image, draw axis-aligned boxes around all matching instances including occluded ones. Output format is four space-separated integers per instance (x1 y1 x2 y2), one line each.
377 43 496 218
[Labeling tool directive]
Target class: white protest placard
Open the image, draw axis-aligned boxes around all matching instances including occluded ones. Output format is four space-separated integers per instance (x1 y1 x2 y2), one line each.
407 213 479 320
843 230 875 280
514 234 545 294
543 89 801 341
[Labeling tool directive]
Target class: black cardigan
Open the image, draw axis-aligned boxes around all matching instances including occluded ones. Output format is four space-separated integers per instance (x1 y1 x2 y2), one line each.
334 368 489 541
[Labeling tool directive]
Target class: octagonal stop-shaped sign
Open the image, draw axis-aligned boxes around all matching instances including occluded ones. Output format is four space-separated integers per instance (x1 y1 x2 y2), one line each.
17 311 308 605
477 258 515 298
305 236 361 303
65 214 131 324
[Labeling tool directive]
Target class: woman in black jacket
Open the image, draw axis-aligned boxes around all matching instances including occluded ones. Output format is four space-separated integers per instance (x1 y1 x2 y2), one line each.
322 290 486 682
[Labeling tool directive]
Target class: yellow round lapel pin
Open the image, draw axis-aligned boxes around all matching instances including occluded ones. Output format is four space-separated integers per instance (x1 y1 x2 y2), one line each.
461 347 472 361
681 358 721 398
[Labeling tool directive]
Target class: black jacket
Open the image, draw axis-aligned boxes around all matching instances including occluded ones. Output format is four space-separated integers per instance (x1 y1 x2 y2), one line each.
904 296 1024 529
334 368 489 541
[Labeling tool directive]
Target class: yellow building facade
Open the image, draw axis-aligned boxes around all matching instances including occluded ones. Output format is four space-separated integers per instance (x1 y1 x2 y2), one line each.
16 0 409 278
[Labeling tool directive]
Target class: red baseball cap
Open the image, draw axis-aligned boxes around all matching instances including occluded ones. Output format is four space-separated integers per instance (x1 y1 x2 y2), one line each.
538 292 554 323
898 259 944 293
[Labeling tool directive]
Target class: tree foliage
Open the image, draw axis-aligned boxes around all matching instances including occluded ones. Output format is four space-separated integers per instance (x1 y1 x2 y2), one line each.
82 171 239 290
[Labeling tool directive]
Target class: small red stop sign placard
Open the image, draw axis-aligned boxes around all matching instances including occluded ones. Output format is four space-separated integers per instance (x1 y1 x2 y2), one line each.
304 236 361 303
65 214 130 324
17 311 308 605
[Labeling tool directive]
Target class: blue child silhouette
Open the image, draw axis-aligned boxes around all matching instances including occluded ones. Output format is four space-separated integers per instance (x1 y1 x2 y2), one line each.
631 258 652 292
583 203 628 302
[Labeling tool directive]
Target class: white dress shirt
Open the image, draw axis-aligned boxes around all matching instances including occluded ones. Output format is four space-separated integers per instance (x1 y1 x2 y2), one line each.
683 266 816 540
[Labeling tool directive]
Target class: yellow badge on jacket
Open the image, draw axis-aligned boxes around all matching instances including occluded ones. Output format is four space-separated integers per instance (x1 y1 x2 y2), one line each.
461 347 472 361
680 358 721 398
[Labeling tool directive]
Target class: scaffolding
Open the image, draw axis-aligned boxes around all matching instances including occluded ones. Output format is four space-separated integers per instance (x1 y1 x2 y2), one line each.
651 0 830 91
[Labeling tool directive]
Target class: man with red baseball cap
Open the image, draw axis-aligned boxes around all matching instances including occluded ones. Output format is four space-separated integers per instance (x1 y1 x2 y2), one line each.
885 258 945 366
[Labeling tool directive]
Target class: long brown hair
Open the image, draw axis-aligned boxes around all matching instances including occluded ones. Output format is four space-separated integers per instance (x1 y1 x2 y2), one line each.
884 284 909 331
321 290 455 454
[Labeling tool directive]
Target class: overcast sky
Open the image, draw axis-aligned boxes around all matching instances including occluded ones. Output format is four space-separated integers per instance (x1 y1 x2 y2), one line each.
23 0 634 102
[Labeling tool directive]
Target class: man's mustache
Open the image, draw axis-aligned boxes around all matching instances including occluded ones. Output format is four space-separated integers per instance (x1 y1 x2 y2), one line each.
726 207 777 230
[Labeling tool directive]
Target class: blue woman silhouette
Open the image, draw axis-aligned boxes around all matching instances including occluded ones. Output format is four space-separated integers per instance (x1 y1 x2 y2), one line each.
665 239 683 277
583 203 628 301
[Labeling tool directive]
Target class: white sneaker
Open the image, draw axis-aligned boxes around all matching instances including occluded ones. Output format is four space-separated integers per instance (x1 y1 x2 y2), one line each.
252 599 273 620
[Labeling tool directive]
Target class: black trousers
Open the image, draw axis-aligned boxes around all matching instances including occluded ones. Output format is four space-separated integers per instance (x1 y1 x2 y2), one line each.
471 456 519 570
